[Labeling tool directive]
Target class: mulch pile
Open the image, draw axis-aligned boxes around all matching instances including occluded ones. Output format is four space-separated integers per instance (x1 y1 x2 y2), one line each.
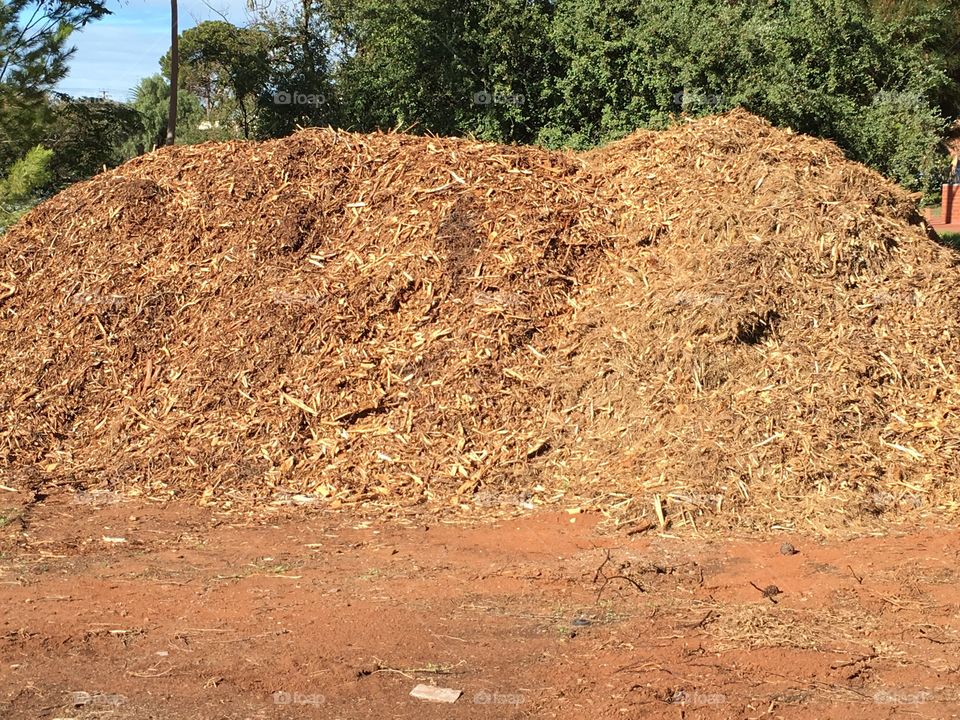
1 110 958 530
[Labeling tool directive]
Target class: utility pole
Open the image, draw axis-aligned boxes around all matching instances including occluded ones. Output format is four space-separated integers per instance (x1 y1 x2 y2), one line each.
166 0 179 145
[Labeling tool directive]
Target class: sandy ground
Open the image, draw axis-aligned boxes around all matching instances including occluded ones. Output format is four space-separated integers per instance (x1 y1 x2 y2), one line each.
2 489 960 719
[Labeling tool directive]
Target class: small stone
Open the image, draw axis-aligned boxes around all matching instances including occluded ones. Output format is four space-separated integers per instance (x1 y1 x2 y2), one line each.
410 684 462 703
780 542 797 556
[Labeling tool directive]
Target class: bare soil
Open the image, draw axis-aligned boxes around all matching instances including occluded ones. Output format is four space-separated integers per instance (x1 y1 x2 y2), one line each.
2 490 960 719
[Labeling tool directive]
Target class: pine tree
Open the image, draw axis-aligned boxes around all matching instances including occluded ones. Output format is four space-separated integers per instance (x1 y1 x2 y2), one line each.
0 0 109 169
0 145 52 230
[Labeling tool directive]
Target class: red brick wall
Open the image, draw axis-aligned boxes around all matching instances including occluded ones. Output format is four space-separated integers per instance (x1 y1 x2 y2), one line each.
944 184 957 225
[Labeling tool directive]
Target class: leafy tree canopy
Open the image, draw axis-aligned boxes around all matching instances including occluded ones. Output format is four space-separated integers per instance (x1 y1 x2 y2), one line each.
125 74 206 154
544 0 951 194
0 0 109 168
161 20 271 138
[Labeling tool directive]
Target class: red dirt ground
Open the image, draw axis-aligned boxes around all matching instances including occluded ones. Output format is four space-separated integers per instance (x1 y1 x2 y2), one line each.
2 490 960 719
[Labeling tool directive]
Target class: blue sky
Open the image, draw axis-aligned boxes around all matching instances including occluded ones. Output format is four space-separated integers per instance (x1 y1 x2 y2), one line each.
56 0 253 101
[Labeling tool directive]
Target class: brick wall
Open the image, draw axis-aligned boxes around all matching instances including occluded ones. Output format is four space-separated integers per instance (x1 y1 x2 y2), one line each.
944 184 958 225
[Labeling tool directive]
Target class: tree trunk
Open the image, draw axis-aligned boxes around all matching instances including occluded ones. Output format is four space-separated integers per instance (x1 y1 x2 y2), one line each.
166 0 179 145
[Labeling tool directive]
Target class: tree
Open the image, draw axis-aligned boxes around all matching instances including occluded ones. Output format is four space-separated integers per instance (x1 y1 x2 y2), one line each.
867 0 960 121
254 0 338 138
161 21 271 138
126 74 204 154
325 0 557 143
0 0 108 168
0 145 52 230
1 0 109 230
545 0 950 195
45 95 143 186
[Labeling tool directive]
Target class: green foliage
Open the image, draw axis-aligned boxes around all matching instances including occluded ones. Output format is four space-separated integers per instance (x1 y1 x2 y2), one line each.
254 1 338 138
133 0 955 198
868 0 960 117
45 95 144 187
326 0 557 142
0 0 109 169
545 0 951 194
939 231 960 250
0 145 52 230
0 1 109 228
844 90 948 202
161 21 271 138
125 75 206 154
318 0 956 197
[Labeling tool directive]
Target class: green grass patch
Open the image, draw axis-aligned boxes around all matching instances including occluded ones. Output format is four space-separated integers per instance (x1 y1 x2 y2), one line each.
939 231 960 250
